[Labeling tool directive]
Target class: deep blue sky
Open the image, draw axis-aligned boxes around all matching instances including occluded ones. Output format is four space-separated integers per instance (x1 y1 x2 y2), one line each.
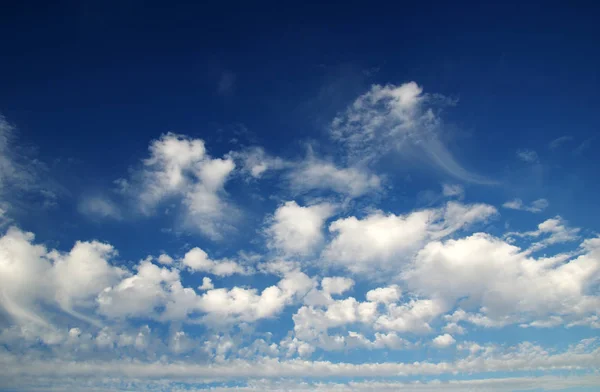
2 0 599 249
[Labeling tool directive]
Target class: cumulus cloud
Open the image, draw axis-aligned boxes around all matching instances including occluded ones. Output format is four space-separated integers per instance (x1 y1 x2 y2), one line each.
432 333 455 348
0 226 125 327
323 201 497 274
181 247 249 276
120 133 237 239
266 201 336 256
404 230 600 327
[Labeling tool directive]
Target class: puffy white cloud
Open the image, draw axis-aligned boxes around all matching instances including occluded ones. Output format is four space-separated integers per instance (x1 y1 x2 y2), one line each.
323 201 496 274
374 298 446 333
121 133 237 239
405 231 600 326
0 226 124 326
432 333 456 348
198 277 214 291
181 247 248 276
199 269 315 325
49 240 125 309
321 277 354 295
266 201 335 256
157 253 174 264
502 198 549 213
97 260 181 319
365 285 401 304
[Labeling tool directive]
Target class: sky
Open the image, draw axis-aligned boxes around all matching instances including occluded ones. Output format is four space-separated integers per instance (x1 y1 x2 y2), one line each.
1 1 600 391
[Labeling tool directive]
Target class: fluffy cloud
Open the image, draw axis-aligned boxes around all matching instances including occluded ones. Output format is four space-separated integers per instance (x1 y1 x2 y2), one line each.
120 133 237 239
404 231 600 327
323 201 497 274
0 226 125 326
365 285 401 304
181 247 249 276
266 201 336 256
432 333 456 348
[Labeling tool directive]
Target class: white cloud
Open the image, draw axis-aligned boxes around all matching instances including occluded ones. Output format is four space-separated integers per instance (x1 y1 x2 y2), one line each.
157 253 174 265
198 269 314 326
0 226 125 326
502 198 549 213
516 149 539 163
323 201 496 274
198 277 214 290
0 114 59 214
78 196 122 219
404 231 600 327
181 247 248 276
442 184 464 199
229 146 289 179
288 158 382 198
432 333 456 348
97 260 181 319
365 285 401 304
549 135 573 150
122 133 237 239
321 277 354 295
1 338 598 388
330 82 492 184
505 216 580 252
266 201 336 256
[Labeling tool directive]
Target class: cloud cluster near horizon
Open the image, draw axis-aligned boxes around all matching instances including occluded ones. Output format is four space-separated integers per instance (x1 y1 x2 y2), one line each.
1 82 599 392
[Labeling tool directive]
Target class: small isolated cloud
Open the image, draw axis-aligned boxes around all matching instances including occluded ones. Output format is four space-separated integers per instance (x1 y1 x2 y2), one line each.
549 135 572 150
432 333 456 348
502 198 549 213
78 196 122 220
442 184 464 199
516 149 539 163
217 71 236 96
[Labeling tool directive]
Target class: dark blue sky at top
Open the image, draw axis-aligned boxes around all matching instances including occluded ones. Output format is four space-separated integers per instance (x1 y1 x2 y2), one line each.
1 0 599 258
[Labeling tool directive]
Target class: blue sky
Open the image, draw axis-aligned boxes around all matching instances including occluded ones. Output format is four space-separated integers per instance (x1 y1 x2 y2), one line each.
1 1 599 391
